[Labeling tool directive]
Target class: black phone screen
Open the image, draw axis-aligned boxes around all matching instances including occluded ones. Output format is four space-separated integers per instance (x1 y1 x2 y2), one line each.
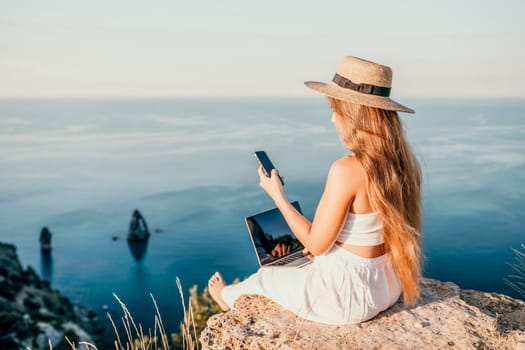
254 151 284 185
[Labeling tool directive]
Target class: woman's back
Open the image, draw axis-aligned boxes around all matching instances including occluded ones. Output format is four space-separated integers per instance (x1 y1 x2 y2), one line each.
335 155 373 214
330 155 386 258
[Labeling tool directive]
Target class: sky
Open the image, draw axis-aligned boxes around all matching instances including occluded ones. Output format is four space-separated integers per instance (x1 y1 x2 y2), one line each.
0 0 523 98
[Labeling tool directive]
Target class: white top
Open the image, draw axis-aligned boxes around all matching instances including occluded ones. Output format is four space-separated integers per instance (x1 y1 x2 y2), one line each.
337 212 384 246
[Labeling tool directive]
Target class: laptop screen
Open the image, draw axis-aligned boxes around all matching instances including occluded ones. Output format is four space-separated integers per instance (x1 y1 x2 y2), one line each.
245 201 303 265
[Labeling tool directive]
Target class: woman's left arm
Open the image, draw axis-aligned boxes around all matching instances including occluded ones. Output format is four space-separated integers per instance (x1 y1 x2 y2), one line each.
259 159 356 256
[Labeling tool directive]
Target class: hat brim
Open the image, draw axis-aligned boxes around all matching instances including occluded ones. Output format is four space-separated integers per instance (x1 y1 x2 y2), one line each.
304 81 415 114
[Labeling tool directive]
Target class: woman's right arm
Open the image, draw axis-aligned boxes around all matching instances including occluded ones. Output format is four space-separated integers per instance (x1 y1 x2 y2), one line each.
259 157 360 256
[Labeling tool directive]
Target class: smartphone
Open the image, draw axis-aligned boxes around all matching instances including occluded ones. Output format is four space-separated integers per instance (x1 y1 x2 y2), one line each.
254 150 284 186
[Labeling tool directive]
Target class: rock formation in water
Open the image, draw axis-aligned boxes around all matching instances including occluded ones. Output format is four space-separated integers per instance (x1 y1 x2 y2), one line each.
128 209 150 241
0 242 105 350
200 278 525 350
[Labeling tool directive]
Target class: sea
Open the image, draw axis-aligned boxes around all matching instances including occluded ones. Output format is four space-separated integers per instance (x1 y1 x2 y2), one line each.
0 97 524 336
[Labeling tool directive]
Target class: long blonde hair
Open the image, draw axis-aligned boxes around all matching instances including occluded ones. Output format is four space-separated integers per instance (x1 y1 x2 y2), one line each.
328 96 422 305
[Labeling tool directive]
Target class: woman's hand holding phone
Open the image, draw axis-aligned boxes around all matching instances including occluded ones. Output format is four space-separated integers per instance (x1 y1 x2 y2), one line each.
257 166 284 202
255 150 286 203
254 151 284 186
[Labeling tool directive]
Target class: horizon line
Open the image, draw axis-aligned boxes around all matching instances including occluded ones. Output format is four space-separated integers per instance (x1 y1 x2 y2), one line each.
1 95 524 100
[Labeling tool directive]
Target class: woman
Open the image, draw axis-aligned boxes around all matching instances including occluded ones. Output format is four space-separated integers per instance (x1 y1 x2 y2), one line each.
208 56 422 324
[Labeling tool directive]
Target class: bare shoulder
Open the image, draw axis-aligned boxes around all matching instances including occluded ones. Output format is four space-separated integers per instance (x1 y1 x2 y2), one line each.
327 155 365 193
329 155 364 178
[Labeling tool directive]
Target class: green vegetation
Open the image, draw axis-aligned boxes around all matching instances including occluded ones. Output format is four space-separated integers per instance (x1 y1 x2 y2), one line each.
172 277 240 348
171 282 223 349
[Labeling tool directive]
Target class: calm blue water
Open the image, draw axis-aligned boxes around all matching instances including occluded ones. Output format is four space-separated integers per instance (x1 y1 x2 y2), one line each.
0 98 524 335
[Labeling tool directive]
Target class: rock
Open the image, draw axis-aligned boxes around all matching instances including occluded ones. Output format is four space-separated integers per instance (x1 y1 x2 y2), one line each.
200 278 525 350
62 321 94 344
460 288 525 333
0 337 19 349
0 242 106 349
23 296 40 311
24 265 40 284
36 322 64 349
0 243 24 278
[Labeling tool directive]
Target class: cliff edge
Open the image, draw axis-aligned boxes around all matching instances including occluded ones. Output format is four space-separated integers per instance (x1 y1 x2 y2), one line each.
200 278 525 350
0 242 105 350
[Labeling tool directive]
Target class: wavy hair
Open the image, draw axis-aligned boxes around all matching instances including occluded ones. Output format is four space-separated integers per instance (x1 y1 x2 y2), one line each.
327 96 422 304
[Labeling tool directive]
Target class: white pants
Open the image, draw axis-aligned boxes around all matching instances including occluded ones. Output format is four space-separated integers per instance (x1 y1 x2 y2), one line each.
221 244 402 325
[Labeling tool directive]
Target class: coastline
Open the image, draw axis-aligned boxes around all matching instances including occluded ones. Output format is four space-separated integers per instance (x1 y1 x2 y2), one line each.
0 242 109 349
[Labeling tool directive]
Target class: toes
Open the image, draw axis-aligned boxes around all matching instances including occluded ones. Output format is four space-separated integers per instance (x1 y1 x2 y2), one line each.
208 275 217 287
208 272 222 288
208 272 227 294
215 272 224 283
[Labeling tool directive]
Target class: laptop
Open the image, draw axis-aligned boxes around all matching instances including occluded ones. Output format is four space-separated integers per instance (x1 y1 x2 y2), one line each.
245 201 312 267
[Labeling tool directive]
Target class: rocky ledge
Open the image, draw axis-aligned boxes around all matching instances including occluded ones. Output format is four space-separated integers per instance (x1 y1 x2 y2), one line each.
200 278 525 350
0 242 105 350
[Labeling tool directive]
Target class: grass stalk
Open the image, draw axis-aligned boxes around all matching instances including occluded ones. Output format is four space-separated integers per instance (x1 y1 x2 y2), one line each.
505 243 525 298
50 277 222 350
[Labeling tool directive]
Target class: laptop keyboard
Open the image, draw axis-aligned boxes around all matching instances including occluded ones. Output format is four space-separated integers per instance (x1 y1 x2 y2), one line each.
268 250 304 266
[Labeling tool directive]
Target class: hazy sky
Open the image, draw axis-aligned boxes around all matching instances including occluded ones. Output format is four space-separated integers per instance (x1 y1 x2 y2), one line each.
0 0 523 98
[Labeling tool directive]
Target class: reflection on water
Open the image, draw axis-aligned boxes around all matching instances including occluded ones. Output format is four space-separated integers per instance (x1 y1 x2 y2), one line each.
127 239 149 262
130 262 150 292
40 252 53 285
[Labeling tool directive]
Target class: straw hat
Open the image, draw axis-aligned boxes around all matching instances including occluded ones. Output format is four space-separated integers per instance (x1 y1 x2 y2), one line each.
304 56 415 114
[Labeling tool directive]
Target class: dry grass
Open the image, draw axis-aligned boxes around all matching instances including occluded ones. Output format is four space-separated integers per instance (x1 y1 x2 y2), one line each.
505 243 525 299
61 277 202 350
175 278 198 350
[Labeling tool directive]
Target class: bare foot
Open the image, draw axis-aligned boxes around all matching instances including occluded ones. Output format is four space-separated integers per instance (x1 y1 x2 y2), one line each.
208 272 230 311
